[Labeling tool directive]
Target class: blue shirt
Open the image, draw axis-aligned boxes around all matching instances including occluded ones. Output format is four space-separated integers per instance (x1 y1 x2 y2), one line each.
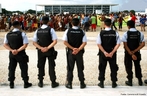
62 26 87 42
83 16 89 23
121 28 145 43
33 24 57 42
96 28 121 44
4 28 28 44
140 17 146 24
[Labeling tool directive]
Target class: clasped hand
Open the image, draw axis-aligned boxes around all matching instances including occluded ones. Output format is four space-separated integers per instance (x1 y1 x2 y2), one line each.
11 49 18 55
104 52 114 58
40 47 49 53
72 48 80 55
131 51 137 60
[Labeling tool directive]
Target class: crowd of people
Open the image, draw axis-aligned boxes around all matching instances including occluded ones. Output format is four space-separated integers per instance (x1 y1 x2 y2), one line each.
0 12 146 32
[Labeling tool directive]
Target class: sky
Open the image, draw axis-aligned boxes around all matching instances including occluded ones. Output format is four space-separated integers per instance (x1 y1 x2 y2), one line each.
0 0 147 12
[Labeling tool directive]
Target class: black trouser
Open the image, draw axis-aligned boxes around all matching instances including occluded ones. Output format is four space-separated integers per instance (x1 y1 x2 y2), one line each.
111 22 117 30
124 52 142 80
37 50 56 82
9 22 12 29
98 52 118 82
8 52 29 82
84 22 90 31
118 22 122 29
66 50 85 83
20 21 24 30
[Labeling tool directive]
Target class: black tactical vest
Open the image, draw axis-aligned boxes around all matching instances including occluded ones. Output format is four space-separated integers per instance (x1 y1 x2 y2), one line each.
7 31 23 50
127 31 140 50
37 27 54 51
100 30 116 52
67 28 84 48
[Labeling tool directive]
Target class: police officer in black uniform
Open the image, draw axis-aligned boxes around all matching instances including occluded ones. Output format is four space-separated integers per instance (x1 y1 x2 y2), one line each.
122 20 145 86
3 21 32 89
96 18 120 88
33 16 59 88
62 18 87 89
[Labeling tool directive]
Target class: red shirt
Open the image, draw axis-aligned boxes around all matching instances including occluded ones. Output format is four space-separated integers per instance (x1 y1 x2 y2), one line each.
131 15 137 22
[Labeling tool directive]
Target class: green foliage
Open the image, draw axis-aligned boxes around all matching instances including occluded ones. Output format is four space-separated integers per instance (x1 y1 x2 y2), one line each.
123 10 129 13
26 9 36 14
130 10 135 15
1 8 37 15
12 11 23 14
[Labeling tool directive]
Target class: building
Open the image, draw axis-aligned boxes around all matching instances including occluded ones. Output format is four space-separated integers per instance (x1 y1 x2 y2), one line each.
0 4 2 13
36 4 118 15
145 8 147 14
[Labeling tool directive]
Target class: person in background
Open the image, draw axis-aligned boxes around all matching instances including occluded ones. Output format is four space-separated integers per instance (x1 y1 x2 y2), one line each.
99 14 106 30
90 14 97 31
140 15 146 32
110 13 117 30
130 12 137 23
118 14 126 31
83 14 90 31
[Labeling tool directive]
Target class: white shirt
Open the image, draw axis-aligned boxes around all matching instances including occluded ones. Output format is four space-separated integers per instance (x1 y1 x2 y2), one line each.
33 24 57 42
96 28 121 44
4 28 28 44
62 26 87 42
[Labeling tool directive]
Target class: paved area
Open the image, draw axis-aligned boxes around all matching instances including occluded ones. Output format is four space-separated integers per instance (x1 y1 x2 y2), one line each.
0 86 147 96
0 26 147 96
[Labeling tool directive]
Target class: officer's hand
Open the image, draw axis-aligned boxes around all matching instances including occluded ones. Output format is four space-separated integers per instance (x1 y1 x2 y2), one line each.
104 52 109 57
132 54 137 60
41 47 48 53
108 52 114 58
72 48 79 55
11 49 18 55
44 47 49 52
130 51 137 56
40 47 45 52
131 50 137 54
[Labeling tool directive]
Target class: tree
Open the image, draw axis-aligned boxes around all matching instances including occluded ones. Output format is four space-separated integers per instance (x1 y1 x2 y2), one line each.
123 10 129 13
12 11 23 15
2 8 7 14
130 10 135 15
26 9 36 14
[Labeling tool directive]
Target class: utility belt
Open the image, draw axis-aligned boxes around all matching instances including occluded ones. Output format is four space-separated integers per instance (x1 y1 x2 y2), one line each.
38 49 58 59
67 48 85 54
98 50 116 60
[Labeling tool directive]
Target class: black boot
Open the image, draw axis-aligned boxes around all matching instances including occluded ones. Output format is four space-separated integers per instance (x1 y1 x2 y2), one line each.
10 81 14 89
51 81 59 88
24 82 32 88
80 81 86 89
138 78 143 86
144 79 147 84
98 81 104 88
65 81 72 89
125 80 132 86
38 80 43 88
112 81 117 88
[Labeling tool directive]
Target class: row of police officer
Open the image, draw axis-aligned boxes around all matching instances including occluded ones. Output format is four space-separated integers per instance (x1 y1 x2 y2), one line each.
3 16 146 89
